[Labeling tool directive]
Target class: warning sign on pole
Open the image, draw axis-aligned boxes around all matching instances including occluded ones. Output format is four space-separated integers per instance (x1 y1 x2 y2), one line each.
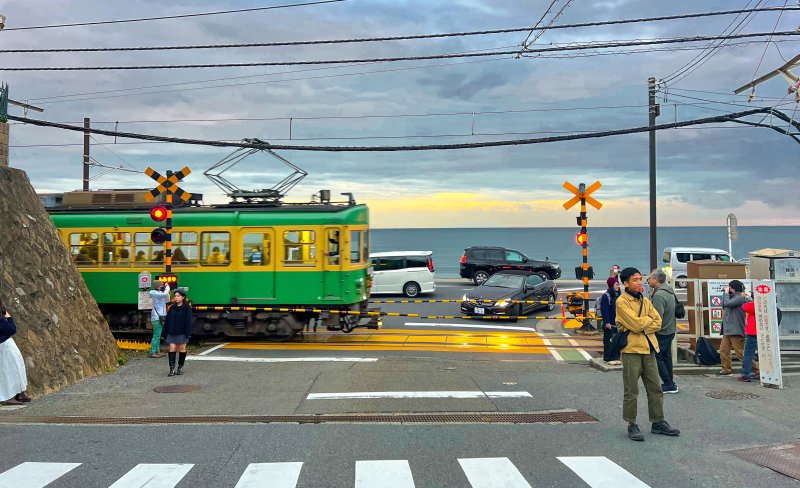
138 271 152 290
753 280 783 389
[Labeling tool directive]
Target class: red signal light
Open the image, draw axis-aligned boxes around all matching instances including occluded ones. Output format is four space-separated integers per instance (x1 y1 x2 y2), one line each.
575 233 588 246
150 206 167 222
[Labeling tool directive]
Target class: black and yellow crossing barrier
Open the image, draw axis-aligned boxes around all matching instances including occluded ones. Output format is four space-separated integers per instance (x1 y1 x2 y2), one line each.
369 299 565 305
193 305 561 321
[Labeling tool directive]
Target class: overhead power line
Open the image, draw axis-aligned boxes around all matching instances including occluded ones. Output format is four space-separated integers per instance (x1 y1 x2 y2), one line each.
1 6 797 53
7 107 798 151
4 31 799 71
0 0 346 32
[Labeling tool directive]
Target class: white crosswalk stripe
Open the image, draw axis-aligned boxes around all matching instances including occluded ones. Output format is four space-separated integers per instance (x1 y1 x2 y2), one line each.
0 456 651 487
458 457 532 488
109 464 194 488
355 460 416 488
0 462 81 488
558 456 651 488
235 462 304 488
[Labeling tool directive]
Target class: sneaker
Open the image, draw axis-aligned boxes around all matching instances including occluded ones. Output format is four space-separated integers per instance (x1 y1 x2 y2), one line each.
608 360 622 365
628 423 644 441
662 385 679 394
738 375 752 382
750 372 760 380
716 371 732 377
651 421 680 436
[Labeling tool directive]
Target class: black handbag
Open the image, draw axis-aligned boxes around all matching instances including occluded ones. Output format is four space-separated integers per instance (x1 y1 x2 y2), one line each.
610 330 629 358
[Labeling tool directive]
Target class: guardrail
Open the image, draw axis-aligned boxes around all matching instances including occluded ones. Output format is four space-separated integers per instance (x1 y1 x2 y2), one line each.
193 305 563 320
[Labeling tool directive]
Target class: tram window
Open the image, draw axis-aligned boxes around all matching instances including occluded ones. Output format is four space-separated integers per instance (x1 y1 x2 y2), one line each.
200 232 230 266
70 232 99 266
173 232 198 265
362 230 369 262
350 231 362 263
134 232 164 264
283 230 316 265
243 232 272 266
103 232 132 266
327 229 340 265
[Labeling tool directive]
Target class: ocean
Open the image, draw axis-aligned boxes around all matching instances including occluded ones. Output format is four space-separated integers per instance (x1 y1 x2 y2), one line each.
370 227 800 279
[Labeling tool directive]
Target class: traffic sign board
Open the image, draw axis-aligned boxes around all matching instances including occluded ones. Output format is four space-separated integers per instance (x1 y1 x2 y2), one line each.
144 166 192 202
563 180 602 210
138 271 151 289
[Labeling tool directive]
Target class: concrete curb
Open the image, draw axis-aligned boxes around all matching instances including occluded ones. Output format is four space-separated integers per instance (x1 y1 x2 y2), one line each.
589 357 800 375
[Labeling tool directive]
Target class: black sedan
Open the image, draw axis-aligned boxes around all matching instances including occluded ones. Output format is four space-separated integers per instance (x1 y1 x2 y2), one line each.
460 271 558 321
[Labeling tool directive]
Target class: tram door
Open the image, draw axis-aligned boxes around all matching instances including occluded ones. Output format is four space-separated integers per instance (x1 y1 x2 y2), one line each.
322 227 342 300
238 229 276 302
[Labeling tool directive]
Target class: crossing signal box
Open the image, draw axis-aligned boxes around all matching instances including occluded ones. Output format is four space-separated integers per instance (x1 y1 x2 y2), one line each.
150 205 168 244
156 273 178 289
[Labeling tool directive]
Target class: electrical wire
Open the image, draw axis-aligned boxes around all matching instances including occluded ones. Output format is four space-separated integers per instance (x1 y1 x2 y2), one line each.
2 6 797 52
524 0 573 48
517 0 560 57
4 31 799 71
750 0 790 82
663 0 766 85
0 0 346 32
6 107 797 151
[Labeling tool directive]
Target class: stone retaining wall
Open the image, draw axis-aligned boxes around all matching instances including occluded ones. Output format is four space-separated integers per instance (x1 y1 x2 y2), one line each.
0 167 118 398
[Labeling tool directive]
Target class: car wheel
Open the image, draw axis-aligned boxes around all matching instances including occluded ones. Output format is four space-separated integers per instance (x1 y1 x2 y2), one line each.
546 293 557 312
510 304 521 323
676 276 688 289
403 281 421 298
473 270 490 285
536 272 549 282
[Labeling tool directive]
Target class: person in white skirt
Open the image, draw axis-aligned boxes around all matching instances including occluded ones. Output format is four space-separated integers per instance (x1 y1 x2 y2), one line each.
0 307 31 405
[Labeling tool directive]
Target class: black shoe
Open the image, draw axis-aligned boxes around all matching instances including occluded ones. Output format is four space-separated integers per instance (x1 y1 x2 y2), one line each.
628 423 644 441
168 368 176 377
652 421 680 436
176 366 183 376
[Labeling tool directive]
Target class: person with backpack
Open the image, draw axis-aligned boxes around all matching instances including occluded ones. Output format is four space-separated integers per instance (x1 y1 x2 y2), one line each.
599 277 621 364
718 280 758 377
617 267 680 441
648 269 680 394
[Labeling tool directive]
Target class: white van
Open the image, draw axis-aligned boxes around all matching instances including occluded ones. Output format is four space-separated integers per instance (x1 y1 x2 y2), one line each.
369 251 436 298
662 247 732 288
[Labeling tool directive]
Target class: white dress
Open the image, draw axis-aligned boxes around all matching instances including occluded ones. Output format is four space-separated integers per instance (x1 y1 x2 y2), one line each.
0 338 27 401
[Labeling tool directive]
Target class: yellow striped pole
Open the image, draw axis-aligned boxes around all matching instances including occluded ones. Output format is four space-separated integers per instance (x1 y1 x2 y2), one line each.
165 190 173 274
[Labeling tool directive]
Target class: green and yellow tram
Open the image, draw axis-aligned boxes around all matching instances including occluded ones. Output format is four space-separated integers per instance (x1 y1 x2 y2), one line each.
47 190 374 340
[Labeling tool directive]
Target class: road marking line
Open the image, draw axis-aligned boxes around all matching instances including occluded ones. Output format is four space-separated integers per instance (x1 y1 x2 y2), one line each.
561 333 593 361
0 462 81 488
109 464 194 488
188 356 378 363
558 456 651 487
306 391 532 400
458 457 532 488
356 460 416 487
404 322 537 332
235 462 303 488
197 343 228 356
537 332 564 361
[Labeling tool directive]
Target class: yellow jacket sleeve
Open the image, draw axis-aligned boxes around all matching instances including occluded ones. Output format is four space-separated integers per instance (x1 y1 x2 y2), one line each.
643 300 662 334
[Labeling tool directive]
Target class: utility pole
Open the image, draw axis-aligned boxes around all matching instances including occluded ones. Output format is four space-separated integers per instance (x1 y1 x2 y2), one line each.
83 118 90 191
648 77 659 272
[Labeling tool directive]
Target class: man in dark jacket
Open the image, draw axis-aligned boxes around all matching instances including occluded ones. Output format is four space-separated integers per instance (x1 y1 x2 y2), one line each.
648 270 678 394
599 277 621 364
718 280 758 377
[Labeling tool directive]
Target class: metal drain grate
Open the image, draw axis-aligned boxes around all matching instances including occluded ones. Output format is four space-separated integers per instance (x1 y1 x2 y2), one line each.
0 409 597 425
705 389 760 400
153 385 201 394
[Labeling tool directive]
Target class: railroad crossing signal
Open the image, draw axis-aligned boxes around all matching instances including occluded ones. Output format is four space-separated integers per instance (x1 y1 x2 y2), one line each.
563 181 602 332
145 166 192 275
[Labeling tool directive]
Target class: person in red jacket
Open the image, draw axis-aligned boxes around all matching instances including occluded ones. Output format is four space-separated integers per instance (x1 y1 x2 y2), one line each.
739 301 759 382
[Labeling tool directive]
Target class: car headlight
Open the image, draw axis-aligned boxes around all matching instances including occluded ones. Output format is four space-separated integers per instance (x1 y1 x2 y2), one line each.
495 299 510 308
462 294 468 302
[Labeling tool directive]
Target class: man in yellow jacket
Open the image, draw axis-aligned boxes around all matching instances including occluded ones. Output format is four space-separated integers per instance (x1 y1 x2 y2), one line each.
617 267 680 441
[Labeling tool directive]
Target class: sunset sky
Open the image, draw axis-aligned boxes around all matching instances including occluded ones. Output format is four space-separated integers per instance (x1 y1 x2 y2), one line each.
2 0 798 228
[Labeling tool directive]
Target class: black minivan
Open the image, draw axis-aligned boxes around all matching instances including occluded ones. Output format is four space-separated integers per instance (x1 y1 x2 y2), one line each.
459 246 561 285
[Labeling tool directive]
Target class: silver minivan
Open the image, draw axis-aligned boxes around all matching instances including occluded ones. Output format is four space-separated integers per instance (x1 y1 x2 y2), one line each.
661 247 731 288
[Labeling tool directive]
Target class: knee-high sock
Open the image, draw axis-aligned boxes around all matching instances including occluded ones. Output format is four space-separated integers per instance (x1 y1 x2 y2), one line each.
168 352 176 369
178 352 187 367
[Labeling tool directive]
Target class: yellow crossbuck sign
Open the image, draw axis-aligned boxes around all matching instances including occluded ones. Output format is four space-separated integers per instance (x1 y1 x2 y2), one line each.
563 181 602 210
144 166 193 202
